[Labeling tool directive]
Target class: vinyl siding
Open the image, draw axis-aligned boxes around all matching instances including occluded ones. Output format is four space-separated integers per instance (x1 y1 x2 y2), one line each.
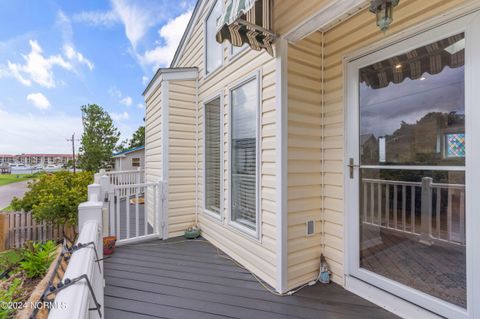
167 80 197 237
286 32 324 289
144 81 163 224
175 0 278 288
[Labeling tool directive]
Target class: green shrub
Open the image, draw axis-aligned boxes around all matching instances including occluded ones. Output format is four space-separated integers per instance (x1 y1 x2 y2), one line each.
11 171 93 230
19 241 57 279
0 278 22 319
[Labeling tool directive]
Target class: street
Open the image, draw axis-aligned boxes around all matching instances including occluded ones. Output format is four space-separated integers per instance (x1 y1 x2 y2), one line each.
0 180 29 210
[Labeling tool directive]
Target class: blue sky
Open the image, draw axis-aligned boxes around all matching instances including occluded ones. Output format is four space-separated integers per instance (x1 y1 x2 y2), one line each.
0 0 195 154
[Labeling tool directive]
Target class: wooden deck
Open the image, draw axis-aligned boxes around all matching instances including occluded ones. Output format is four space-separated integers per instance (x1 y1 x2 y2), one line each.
104 238 399 319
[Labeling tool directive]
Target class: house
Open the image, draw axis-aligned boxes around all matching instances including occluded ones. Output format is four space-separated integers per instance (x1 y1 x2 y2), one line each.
112 146 145 171
140 1 480 318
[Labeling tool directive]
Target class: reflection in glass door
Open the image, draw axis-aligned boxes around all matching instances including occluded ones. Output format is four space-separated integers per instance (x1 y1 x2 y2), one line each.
358 33 466 308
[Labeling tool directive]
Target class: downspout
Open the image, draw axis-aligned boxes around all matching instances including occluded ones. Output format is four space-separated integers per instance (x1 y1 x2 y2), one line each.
195 77 199 226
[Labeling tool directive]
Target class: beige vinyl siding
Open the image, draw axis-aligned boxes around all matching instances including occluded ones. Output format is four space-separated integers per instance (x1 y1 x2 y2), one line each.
174 0 278 288
167 80 197 237
286 32 324 289
319 0 468 284
273 0 331 35
144 81 164 223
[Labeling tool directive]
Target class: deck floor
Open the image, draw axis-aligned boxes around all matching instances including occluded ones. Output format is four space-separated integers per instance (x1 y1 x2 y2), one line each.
104 238 399 319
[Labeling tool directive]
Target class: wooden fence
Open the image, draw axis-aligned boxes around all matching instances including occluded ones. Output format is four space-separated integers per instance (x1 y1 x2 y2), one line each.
0 211 63 250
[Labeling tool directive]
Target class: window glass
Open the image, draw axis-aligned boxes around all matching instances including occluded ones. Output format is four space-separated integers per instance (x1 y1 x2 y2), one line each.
359 33 465 166
231 78 257 230
132 158 140 167
206 0 222 74
205 98 222 214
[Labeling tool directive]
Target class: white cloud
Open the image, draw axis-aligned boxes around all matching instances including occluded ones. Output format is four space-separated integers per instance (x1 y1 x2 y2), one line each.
120 96 132 106
63 45 94 71
0 109 83 153
142 75 149 86
108 86 122 98
26 93 51 110
110 0 157 49
111 111 129 121
4 37 94 88
7 40 72 88
73 10 119 27
136 103 144 109
139 10 192 69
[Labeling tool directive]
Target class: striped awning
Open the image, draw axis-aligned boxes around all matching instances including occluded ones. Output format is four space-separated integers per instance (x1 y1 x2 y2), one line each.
360 33 464 89
216 0 276 56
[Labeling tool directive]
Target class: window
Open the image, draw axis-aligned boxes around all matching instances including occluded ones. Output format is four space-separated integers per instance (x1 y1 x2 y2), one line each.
205 0 223 74
230 77 258 232
132 158 140 167
204 97 222 215
230 43 248 57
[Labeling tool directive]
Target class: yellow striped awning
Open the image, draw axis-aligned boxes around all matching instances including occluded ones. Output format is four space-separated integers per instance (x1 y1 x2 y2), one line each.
216 0 276 56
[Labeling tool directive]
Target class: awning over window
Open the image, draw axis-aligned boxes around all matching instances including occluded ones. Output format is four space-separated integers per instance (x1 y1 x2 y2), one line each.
216 0 276 56
360 33 465 89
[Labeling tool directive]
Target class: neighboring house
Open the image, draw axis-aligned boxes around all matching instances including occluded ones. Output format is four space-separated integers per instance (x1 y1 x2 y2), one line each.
112 146 145 171
142 1 480 318
8 153 76 166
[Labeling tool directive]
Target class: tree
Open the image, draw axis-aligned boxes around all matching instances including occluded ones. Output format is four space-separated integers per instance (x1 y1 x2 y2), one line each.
129 126 145 148
11 171 94 239
79 104 120 171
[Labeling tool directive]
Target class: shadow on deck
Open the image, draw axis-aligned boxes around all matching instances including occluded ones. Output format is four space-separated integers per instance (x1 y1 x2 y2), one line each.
104 237 399 319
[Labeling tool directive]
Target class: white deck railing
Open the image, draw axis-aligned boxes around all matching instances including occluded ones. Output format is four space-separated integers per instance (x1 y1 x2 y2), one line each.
362 177 466 246
48 176 105 319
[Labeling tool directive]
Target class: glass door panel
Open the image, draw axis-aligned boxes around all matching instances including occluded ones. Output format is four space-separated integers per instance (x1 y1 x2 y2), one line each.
358 33 466 308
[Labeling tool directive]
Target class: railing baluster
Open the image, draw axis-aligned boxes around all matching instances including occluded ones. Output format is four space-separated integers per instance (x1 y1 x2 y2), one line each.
411 186 415 233
116 190 120 240
447 190 453 241
153 184 158 236
126 186 130 239
377 183 382 225
393 185 398 229
363 181 367 222
402 185 406 231
385 184 390 228
460 191 465 244
135 185 139 237
370 182 375 223
144 185 148 236
436 187 441 239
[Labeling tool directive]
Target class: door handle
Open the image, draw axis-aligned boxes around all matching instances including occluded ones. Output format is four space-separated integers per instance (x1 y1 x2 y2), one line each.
347 158 359 179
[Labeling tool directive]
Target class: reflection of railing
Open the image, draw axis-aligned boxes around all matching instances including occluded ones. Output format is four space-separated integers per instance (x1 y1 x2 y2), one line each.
362 177 465 246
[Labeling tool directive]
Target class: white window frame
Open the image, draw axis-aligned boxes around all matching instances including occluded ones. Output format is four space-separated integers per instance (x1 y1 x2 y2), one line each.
203 0 224 79
344 11 480 319
227 70 262 239
202 92 224 221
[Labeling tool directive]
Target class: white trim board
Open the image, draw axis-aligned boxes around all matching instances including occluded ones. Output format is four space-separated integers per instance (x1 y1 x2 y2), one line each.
143 67 198 100
275 37 288 294
283 0 368 43
161 80 169 240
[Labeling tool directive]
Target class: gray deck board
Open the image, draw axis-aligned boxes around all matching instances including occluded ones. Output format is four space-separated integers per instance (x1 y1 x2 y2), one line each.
104 238 399 319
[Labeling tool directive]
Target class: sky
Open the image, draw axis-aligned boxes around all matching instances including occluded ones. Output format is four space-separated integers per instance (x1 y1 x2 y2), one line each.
0 0 195 154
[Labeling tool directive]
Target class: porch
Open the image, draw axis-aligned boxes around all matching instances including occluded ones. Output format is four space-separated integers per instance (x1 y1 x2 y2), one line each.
103 237 398 319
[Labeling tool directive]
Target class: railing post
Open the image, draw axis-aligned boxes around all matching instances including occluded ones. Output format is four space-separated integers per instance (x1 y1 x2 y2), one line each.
419 177 433 245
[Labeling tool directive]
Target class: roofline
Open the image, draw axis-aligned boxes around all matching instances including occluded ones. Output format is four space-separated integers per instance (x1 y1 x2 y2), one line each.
112 145 145 157
143 67 198 96
170 0 204 68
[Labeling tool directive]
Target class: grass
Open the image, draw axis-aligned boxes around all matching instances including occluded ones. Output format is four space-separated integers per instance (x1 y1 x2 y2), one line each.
1 204 13 212
0 174 35 187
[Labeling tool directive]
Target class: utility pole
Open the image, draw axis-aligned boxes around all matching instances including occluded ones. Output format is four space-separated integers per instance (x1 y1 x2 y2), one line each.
66 133 80 174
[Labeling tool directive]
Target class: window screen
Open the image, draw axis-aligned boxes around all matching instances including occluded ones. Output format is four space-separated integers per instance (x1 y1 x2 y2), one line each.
205 98 222 214
231 78 258 230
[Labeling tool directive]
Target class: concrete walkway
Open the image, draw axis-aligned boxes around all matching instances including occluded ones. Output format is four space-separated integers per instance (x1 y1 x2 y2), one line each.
0 180 30 209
